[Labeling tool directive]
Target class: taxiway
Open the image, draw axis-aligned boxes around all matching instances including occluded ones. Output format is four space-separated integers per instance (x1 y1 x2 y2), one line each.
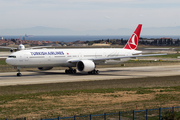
0 65 180 86
0 52 10 58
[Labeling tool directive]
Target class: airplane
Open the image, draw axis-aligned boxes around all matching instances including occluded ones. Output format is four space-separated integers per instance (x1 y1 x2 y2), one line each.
0 40 25 52
5 24 167 76
0 40 52 59
0 38 52 53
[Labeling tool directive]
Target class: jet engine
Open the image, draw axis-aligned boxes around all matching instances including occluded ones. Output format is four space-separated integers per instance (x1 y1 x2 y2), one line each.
76 60 95 72
10 49 13 53
38 67 53 70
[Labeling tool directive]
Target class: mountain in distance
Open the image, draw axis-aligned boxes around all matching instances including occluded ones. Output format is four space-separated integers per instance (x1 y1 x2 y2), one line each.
87 26 180 35
142 26 180 35
0 26 75 35
0 26 180 35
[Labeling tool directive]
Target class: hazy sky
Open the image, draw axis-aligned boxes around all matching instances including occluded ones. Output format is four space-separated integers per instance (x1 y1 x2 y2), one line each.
1 0 180 31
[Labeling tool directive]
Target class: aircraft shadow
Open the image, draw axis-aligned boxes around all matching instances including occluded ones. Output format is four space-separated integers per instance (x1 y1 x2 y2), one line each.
34 71 133 77
0 70 136 78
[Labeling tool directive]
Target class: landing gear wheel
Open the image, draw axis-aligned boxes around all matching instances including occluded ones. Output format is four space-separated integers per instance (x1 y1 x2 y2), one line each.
17 73 22 76
88 70 99 75
65 69 68 74
65 69 76 74
17 67 21 76
95 70 99 74
73 69 76 74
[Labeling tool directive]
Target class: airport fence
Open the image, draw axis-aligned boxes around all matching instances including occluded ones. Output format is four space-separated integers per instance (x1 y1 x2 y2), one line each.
6 106 180 120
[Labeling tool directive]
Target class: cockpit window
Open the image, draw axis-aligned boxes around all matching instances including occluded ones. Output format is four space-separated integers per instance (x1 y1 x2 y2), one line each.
8 56 16 58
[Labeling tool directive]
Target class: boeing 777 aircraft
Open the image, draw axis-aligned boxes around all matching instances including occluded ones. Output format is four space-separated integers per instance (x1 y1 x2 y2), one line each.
6 24 166 76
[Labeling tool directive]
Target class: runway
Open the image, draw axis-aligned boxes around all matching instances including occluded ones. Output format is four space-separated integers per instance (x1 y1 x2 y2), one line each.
0 52 10 58
0 65 180 86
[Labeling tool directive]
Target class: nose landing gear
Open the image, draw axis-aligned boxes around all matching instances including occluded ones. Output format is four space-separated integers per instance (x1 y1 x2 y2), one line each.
17 67 22 76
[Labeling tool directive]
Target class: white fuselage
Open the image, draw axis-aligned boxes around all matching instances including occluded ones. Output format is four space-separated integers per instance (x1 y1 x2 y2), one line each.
6 48 141 68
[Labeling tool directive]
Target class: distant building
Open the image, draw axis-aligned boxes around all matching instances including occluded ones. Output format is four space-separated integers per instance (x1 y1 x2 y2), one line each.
72 44 88 47
0 36 3 40
63 44 67 47
92 43 110 46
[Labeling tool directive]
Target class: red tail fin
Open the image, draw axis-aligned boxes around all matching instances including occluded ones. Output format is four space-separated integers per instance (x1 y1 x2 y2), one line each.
124 24 142 50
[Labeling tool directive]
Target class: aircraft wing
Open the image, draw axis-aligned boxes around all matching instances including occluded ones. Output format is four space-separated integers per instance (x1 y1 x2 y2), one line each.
92 53 167 61
0 46 17 49
68 53 167 63
26 46 52 49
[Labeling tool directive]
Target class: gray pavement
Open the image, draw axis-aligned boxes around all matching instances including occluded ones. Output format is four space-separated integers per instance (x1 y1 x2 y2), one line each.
0 65 180 86
0 52 10 58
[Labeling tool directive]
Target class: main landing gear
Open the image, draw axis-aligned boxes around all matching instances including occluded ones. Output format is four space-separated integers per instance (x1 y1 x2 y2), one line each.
88 70 99 75
65 68 99 75
17 67 22 76
65 68 77 74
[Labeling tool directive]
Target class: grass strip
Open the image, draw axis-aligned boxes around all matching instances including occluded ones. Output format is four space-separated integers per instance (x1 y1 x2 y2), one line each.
0 85 180 119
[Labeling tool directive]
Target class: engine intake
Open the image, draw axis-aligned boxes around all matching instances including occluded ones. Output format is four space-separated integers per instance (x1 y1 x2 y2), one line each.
76 60 95 72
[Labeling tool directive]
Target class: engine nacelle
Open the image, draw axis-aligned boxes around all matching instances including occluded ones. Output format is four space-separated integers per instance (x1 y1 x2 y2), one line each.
10 49 13 53
76 60 95 72
38 67 53 70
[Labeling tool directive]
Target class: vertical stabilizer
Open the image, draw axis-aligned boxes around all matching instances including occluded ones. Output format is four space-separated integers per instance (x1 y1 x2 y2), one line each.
123 24 142 50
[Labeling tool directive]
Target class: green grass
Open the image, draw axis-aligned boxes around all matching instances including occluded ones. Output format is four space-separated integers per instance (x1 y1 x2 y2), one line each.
159 89 175 92
147 53 180 58
0 86 178 105
155 94 180 101
1 75 180 119
0 85 180 96
0 48 9 52
0 59 7 65
136 89 155 94
161 111 180 120
0 86 180 119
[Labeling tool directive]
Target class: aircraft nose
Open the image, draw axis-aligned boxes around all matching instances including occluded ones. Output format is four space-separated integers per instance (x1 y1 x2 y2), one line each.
6 58 14 65
5 58 10 64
